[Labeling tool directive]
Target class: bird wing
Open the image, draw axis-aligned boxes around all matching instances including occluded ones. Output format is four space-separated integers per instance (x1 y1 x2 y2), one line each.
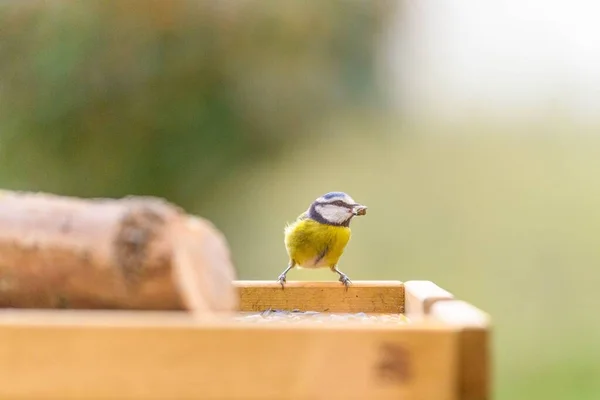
314 243 329 265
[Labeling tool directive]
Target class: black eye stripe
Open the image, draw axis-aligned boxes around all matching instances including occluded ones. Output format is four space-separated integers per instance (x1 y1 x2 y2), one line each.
316 200 353 209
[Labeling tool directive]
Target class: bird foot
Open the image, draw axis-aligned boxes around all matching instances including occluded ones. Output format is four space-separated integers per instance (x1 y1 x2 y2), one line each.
277 274 287 289
338 274 352 289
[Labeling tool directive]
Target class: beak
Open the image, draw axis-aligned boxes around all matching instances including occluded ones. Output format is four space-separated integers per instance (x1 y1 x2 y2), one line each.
352 204 367 216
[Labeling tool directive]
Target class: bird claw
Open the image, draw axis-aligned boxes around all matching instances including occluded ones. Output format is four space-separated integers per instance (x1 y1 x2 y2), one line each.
277 274 287 289
338 274 352 289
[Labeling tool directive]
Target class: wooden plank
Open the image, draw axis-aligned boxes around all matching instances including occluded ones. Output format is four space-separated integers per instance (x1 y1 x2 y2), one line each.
234 280 405 314
404 280 454 319
430 301 490 400
0 310 458 400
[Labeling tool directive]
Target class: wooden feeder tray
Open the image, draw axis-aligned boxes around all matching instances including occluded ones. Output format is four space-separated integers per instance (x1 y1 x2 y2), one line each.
0 280 490 400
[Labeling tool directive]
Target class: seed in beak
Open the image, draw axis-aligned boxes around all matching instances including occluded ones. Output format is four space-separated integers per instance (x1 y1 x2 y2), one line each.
354 206 367 216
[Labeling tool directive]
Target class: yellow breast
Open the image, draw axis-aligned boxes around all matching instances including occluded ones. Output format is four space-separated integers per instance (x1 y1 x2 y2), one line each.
284 217 351 268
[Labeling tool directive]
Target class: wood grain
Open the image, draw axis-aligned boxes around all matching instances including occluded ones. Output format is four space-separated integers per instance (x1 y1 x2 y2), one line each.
235 280 405 313
0 190 238 313
0 310 459 400
404 280 454 319
430 300 490 400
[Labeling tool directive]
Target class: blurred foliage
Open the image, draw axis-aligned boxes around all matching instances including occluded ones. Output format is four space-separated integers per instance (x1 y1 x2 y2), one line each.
0 0 390 205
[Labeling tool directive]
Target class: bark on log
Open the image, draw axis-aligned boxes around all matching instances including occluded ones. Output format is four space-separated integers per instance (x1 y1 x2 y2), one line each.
0 190 238 312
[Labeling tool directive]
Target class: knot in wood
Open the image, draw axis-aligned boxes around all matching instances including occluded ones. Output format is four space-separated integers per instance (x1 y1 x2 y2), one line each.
113 203 168 285
375 343 411 385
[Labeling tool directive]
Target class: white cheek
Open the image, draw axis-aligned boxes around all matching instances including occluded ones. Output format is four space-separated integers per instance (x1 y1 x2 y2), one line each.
316 205 351 224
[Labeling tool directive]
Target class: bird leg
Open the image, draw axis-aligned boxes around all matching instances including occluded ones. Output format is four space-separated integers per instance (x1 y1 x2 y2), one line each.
332 266 352 289
277 261 294 289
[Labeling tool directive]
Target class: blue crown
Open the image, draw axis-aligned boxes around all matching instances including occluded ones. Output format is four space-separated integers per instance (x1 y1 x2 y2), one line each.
322 192 347 200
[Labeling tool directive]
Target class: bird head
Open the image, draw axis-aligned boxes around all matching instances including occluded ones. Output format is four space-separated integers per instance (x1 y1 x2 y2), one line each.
308 192 367 226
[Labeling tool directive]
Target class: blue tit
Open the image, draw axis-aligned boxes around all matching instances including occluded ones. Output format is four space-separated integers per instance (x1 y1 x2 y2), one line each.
278 191 367 288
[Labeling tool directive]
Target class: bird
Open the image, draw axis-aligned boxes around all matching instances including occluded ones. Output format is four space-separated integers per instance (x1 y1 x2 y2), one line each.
278 191 367 289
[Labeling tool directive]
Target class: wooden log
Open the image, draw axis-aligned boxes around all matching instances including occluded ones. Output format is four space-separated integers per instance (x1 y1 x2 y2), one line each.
0 190 238 313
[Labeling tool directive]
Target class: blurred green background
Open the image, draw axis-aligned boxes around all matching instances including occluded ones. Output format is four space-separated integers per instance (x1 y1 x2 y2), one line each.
1 1 598 399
